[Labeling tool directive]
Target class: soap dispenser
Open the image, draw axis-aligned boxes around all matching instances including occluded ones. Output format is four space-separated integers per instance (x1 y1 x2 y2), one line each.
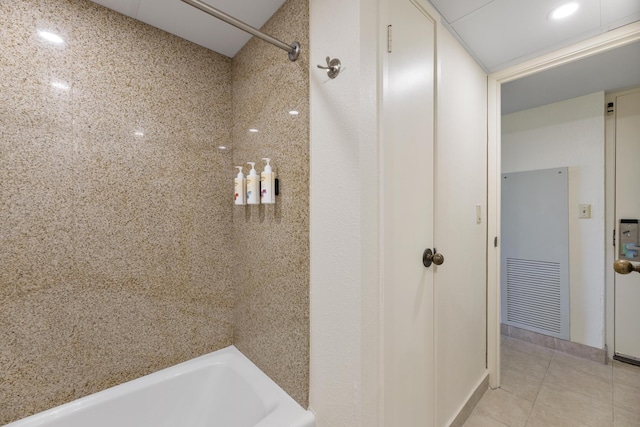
246 162 260 205
234 166 246 205
260 158 276 204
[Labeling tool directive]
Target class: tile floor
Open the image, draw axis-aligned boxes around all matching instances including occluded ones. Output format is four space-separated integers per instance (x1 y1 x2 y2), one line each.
463 336 640 427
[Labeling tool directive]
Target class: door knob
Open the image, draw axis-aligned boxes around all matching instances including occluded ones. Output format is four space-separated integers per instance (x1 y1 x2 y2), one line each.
423 248 445 268
433 252 445 265
614 259 640 274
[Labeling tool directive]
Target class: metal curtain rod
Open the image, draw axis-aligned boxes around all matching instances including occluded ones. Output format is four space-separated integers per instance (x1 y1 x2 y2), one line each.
180 0 301 61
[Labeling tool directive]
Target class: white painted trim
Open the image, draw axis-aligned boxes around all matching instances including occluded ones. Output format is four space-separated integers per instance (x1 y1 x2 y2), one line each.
490 21 640 84
605 91 616 361
605 86 640 360
487 76 501 389
487 21 640 389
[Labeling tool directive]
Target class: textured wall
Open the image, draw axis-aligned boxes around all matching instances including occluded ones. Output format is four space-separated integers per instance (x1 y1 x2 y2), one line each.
231 0 310 408
0 0 234 423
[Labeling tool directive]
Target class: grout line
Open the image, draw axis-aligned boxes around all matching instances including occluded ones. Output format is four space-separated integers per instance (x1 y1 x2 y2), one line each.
611 359 615 425
522 348 554 427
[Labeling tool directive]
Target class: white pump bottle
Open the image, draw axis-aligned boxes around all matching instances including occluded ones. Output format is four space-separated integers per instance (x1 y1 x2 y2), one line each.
246 162 260 205
234 166 246 205
260 158 276 204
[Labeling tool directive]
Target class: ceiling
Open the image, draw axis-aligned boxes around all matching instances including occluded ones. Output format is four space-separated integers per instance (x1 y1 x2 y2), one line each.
502 40 640 114
427 0 640 114
429 0 640 72
90 0 640 114
89 0 287 58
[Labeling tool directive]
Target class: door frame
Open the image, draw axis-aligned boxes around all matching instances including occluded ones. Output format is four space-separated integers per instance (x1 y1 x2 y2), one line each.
607 87 640 360
487 21 640 388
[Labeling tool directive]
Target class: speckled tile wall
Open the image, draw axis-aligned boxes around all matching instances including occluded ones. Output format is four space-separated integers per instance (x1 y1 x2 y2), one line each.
231 0 310 408
0 0 234 424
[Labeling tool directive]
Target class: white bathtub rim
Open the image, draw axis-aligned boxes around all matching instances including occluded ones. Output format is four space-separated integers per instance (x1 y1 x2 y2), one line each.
5 345 315 427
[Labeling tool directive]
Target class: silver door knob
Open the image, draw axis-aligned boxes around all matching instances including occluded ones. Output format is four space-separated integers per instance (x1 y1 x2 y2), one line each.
432 252 445 265
423 248 445 268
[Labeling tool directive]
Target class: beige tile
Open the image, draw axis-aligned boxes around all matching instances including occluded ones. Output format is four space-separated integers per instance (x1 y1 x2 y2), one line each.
230 0 310 408
614 381 640 414
502 345 551 379
2 0 310 425
476 388 533 427
552 352 613 383
613 360 640 388
615 406 640 427
464 409 511 427
0 128 74 294
500 363 545 402
526 402 591 427
503 338 555 362
535 381 613 427
544 355 613 403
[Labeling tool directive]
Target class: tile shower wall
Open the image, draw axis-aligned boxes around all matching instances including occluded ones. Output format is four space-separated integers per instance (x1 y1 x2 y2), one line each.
231 0 310 408
0 0 234 423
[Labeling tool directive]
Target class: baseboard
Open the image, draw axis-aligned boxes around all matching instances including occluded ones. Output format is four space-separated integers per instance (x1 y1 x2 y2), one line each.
502 324 608 364
448 373 489 427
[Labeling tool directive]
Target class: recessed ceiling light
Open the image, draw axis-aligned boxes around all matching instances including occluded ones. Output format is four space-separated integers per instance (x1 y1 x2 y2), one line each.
549 2 579 20
38 30 64 44
134 131 144 137
288 110 299 115
218 145 227 150
249 128 259 133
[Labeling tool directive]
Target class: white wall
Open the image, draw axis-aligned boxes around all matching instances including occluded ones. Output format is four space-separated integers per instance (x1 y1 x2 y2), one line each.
309 0 380 425
502 92 606 348
309 1 488 425
310 0 486 427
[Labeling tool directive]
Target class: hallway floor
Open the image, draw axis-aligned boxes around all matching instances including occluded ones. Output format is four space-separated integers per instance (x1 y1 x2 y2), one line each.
463 336 640 427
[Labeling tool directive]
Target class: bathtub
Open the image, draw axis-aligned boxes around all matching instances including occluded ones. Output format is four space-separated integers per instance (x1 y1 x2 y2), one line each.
5 346 315 427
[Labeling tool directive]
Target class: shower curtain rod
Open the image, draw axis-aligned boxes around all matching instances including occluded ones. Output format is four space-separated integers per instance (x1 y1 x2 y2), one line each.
180 0 301 61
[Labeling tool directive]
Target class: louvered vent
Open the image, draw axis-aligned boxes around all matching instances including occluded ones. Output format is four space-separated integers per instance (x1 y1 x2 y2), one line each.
506 258 562 335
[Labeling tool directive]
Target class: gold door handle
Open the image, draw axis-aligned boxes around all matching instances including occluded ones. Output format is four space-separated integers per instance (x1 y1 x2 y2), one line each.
614 259 640 274
423 248 445 268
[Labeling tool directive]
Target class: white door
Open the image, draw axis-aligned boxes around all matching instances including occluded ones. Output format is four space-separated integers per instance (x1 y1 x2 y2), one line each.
433 29 488 426
615 90 640 361
383 0 436 425
382 1 488 425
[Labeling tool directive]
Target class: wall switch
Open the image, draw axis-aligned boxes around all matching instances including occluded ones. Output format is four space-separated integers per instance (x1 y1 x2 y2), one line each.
476 205 482 224
579 204 591 219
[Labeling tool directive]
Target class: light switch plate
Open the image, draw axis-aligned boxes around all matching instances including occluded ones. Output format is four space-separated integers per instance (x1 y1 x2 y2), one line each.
579 204 591 219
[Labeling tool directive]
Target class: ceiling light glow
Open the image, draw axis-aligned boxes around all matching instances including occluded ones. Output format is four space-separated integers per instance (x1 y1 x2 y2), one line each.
134 131 144 137
218 145 227 150
38 30 64 44
288 110 299 115
249 128 259 133
51 81 69 90
549 2 579 20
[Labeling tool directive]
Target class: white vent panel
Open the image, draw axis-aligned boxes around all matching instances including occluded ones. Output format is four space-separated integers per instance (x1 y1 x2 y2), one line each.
501 167 570 340
506 258 561 334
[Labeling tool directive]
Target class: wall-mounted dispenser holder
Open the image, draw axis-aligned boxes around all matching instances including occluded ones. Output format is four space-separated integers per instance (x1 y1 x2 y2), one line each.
619 219 640 261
